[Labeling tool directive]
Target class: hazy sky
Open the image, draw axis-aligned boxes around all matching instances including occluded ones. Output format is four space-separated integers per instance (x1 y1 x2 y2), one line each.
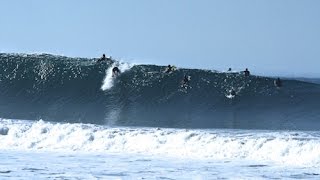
0 0 319 77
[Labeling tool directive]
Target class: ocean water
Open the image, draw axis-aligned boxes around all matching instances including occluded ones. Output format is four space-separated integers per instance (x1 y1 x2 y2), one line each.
0 53 320 179
1 119 320 179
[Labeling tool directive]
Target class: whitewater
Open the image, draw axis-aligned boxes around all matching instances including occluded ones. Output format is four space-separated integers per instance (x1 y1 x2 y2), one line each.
0 53 320 179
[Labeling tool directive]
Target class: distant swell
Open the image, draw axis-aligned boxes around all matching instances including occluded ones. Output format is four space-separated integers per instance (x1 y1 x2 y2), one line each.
0 53 320 130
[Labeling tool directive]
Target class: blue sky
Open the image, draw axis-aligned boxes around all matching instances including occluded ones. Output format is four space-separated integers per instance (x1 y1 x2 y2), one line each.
0 0 319 77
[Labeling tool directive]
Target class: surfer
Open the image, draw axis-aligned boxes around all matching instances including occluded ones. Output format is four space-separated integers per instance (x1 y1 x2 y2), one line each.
97 54 114 63
230 89 236 96
243 68 250 77
165 64 176 73
112 67 121 77
181 75 191 87
226 88 236 99
274 77 282 87
228 68 232 72
165 65 173 73
97 54 106 62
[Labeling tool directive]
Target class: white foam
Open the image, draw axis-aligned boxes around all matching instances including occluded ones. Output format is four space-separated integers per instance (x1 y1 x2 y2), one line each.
1 119 320 167
101 62 132 91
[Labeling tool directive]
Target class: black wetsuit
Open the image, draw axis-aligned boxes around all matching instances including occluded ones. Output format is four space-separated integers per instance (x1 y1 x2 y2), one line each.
244 69 250 76
182 75 190 86
97 54 106 62
112 67 120 74
231 90 236 96
165 65 173 73
274 78 282 87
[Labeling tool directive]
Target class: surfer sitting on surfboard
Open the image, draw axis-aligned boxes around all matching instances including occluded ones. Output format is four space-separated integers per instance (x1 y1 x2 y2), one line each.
164 65 176 73
97 54 106 62
243 68 250 77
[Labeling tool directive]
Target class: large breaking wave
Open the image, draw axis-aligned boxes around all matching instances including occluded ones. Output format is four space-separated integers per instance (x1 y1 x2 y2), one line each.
0 53 320 130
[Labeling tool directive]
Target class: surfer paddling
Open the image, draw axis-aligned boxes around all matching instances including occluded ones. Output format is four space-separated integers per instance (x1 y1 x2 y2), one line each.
97 54 106 62
97 54 113 63
164 65 176 74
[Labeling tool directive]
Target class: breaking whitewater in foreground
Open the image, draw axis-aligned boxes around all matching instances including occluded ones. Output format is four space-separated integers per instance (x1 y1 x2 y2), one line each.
0 53 320 179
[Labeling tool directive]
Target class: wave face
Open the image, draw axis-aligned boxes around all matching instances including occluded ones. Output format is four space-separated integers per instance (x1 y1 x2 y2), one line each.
0 53 320 130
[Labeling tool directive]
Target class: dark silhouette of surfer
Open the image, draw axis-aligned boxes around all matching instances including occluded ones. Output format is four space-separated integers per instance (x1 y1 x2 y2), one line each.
165 65 173 73
243 68 250 77
274 77 282 87
181 75 191 87
112 67 121 77
97 54 106 62
230 89 236 96
165 64 176 74
97 54 113 63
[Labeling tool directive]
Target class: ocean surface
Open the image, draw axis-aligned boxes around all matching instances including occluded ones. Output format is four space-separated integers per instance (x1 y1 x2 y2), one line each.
0 53 320 179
